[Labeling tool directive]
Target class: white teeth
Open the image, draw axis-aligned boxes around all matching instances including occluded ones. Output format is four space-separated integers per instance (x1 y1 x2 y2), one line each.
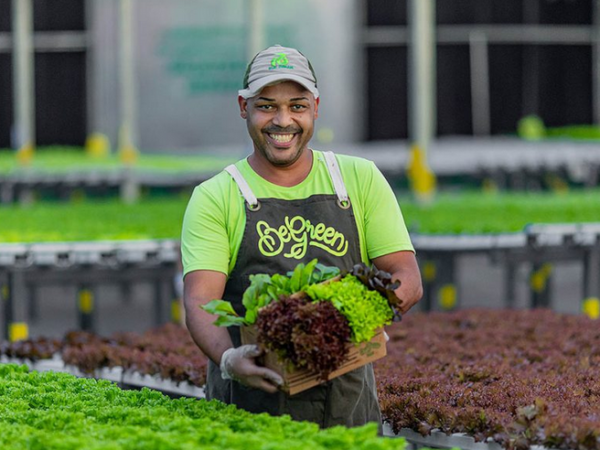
269 134 294 143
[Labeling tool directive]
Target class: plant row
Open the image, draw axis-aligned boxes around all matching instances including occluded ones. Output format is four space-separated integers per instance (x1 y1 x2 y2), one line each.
1 323 207 387
399 188 600 234
4 309 600 449
0 197 187 243
378 308 600 450
0 364 406 450
2 189 599 243
0 146 237 174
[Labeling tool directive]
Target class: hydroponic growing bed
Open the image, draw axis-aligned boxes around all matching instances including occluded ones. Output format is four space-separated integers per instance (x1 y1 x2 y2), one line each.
1 189 599 243
0 364 409 450
3 309 600 450
0 146 237 175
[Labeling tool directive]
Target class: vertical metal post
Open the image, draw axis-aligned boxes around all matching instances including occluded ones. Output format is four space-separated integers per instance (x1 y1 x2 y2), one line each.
408 0 436 154
583 247 600 301
1 273 12 341
469 31 491 136
2 273 27 342
119 0 138 151
530 262 553 308
504 261 517 309
118 0 140 202
436 254 458 311
420 257 437 312
85 0 96 140
27 283 38 321
521 1 541 118
247 0 265 59
154 277 165 326
593 0 600 125
77 285 95 331
12 0 35 158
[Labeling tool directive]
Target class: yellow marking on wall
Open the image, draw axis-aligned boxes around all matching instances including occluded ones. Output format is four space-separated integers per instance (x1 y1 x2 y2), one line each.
9 322 29 342
582 297 600 319
530 263 553 293
439 284 457 310
423 261 436 283
85 132 111 159
17 142 35 166
78 290 94 314
407 144 437 203
171 299 182 324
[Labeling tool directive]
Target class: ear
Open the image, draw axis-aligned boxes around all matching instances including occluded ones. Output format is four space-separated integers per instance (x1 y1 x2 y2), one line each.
314 97 320 120
238 96 248 119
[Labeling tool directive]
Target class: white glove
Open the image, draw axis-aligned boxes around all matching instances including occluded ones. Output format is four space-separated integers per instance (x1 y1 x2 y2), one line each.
220 345 283 393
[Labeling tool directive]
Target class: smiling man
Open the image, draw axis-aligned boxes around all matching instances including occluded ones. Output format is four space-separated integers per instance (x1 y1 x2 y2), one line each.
181 45 422 431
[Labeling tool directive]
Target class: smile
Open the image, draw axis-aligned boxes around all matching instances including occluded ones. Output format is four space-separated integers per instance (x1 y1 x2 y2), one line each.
268 133 295 143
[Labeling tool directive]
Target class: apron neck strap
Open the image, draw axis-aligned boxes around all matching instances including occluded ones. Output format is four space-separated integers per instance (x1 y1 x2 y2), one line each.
224 164 259 209
323 151 349 205
225 151 349 208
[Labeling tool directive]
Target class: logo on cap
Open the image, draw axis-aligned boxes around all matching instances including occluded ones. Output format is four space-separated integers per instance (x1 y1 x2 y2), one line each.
270 53 294 70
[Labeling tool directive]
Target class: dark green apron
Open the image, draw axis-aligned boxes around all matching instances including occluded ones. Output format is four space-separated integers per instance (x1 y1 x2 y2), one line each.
206 153 382 430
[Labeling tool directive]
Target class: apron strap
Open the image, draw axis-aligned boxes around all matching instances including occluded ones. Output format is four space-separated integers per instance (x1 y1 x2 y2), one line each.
226 152 350 209
224 164 259 209
323 151 350 207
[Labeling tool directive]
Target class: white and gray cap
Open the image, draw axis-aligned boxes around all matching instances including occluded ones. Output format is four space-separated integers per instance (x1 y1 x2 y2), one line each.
239 44 319 99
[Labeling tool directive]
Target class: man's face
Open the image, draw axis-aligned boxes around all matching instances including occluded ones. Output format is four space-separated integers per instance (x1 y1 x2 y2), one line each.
238 81 319 168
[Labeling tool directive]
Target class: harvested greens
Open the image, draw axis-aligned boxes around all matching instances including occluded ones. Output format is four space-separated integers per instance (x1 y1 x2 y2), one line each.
305 275 394 343
255 296 352 381
202 259 400 378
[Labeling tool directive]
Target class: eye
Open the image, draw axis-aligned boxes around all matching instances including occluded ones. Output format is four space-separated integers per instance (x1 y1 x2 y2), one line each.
291 104 307 111
256 104 274 110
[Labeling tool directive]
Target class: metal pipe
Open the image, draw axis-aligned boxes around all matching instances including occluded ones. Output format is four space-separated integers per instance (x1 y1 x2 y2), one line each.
408 0 436 153
12 0 35 152
119 0 138 150
247 0 265 60
594 0 600 124
364 24 594 47
469 31 491 136
85 0 95 141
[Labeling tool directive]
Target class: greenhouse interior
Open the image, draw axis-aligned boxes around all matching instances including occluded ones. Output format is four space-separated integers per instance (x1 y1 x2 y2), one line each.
1 0 600 449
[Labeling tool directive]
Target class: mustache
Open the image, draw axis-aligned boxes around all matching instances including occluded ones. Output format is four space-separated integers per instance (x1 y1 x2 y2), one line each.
263 126 301 134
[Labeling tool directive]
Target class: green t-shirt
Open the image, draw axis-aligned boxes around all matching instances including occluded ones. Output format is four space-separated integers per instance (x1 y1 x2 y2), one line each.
181 150 414 277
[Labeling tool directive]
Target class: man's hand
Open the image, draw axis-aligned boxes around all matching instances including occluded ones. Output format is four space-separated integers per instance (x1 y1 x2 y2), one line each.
372 250 423 314
220 345 283 393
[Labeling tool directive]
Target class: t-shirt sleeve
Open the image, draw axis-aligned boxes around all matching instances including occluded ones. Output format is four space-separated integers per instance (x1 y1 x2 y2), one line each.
363 162 414 259
181 183 231 277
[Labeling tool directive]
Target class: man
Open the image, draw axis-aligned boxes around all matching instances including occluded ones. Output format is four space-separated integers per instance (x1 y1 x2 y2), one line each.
181 44 422 429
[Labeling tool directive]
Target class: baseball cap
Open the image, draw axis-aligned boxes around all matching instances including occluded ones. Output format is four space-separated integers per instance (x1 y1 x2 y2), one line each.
239 44 319 99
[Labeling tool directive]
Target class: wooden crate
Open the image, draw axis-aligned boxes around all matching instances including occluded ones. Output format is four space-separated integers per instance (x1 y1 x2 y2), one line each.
240 325 387 396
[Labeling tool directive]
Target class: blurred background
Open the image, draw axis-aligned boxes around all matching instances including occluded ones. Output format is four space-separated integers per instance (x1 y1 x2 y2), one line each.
1 0 599 341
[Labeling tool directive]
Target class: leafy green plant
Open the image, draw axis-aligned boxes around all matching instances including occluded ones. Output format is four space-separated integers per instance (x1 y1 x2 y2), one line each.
400 189 600 234
0 364 408 450
305 275 394 343
256 296 352 381
0 146 237 174
203 260 397 378
202 259 340 326
1 189 599 243
0 197 189 243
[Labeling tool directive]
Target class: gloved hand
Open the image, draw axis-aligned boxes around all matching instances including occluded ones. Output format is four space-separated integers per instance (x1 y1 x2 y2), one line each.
220 345 283 393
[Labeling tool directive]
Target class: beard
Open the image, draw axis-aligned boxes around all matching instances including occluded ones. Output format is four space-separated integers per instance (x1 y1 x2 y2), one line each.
250 124 311 168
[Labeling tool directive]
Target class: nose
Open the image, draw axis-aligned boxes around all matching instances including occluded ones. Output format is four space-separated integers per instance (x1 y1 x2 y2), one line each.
272 107 293 128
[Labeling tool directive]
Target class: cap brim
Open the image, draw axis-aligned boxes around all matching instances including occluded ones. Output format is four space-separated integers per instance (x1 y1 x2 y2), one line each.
238 73 319 99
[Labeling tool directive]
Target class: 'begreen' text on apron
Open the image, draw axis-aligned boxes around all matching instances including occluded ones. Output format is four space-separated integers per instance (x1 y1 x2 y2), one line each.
256 215 349 259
